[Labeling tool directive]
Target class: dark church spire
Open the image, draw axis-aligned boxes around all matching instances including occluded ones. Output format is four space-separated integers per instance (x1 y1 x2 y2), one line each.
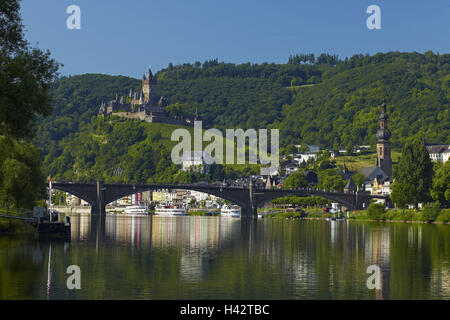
376 99 392 176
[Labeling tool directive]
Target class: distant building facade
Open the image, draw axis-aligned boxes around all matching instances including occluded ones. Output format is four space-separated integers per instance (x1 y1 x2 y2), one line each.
293 145 320 164
279 159 299 175
181 151 213 174
426 144 450 163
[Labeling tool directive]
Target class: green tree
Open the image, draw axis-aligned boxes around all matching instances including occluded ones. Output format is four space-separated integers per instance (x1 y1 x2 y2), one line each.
166 103 190 119
431 161 450 208
209 164 225 181
422 202 441 222
298 143 309 153
392 138 433 207
345 143 353 155
318 169 345 191
0 0 59 139
0 1 58 209
284 170 308 188
0 159 31 208
391 182 414 209
351 173 366 191
284 144 297 156
367 202 385 220
318 159 334 171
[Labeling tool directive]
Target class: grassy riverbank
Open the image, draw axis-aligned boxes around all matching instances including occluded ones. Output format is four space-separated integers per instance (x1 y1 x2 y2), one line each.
349 208 450 223
0 208 36 234
263 208 331 219
263 207 450 224
0 219 36 234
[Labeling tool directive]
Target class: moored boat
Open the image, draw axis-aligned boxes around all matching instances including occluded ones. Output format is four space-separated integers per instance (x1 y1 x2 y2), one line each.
124 205 149 215
155 204 187 216
221 205 241 218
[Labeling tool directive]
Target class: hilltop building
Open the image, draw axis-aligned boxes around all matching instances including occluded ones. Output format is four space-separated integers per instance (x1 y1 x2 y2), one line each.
181 151 214 174
426 144 450 163
294 145 320 163
98 67 199 125
279 159 299 175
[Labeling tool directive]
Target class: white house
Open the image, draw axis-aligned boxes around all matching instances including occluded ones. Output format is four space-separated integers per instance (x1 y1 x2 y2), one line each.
279 159 298 175
190 190 209 202
181 151 214 174
426 144 450 163
355 145 371 153
66 193 88 206
294 152 318 163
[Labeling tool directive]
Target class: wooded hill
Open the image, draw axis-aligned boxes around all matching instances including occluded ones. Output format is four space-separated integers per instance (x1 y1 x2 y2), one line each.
34 51 450 181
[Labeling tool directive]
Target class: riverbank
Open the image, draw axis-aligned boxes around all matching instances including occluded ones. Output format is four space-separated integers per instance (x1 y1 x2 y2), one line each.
42 206 450 224
263 208 450 224
0 219 36 234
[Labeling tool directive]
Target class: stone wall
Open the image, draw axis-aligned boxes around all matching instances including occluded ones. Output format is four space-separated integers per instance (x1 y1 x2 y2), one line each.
111 111 193 126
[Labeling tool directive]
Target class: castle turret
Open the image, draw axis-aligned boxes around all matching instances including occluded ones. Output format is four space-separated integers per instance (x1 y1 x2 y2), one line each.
142 66 157 103
376 100 392 176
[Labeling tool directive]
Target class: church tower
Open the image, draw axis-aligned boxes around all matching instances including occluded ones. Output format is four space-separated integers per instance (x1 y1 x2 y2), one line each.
376 100 392 176
142 67 157 103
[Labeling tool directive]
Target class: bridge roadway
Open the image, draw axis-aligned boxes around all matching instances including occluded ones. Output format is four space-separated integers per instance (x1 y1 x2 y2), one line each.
52 181 391 218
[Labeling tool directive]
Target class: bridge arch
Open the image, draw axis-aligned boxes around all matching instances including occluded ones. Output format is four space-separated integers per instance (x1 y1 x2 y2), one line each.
51 183 97 205
104 185 249 209
253 190 357 210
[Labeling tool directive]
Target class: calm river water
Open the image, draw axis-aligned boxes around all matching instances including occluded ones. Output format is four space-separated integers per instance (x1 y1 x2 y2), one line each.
0 216 449 300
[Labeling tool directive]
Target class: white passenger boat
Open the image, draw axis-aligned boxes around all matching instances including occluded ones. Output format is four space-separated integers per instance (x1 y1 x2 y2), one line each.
155 204 187 216
221 205 241 218
124 205 149 215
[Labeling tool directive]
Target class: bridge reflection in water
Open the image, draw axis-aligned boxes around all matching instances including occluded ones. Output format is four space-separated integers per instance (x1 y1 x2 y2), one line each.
70 214 258 251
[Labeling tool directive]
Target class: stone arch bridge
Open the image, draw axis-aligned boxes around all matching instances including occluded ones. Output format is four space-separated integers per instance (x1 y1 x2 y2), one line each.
52 181 391 218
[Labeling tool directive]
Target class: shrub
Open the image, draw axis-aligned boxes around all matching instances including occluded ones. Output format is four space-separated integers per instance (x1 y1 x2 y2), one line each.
367 203 385 220
421 202 441 222
436 209 450 223
385 209 420 221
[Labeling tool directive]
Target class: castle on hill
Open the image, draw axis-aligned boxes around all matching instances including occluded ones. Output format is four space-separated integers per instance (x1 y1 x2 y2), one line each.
98 67 199 125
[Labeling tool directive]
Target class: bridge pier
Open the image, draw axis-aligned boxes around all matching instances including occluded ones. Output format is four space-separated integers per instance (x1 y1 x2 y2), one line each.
91 203 106 216
91 181 106 216
241 179 258 218
241 205 258 218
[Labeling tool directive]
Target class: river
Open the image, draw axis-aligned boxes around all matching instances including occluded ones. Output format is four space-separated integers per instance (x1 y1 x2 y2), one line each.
0 216 449 299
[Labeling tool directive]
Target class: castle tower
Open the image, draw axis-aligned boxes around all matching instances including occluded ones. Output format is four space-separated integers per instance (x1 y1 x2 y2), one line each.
142 67 157 103
376 100 392 176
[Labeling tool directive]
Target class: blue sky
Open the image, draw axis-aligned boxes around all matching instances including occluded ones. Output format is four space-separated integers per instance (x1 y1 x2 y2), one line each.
20 0 450 78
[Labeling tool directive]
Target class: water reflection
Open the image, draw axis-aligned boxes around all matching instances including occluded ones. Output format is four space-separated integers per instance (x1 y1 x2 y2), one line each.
0 217 449 300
